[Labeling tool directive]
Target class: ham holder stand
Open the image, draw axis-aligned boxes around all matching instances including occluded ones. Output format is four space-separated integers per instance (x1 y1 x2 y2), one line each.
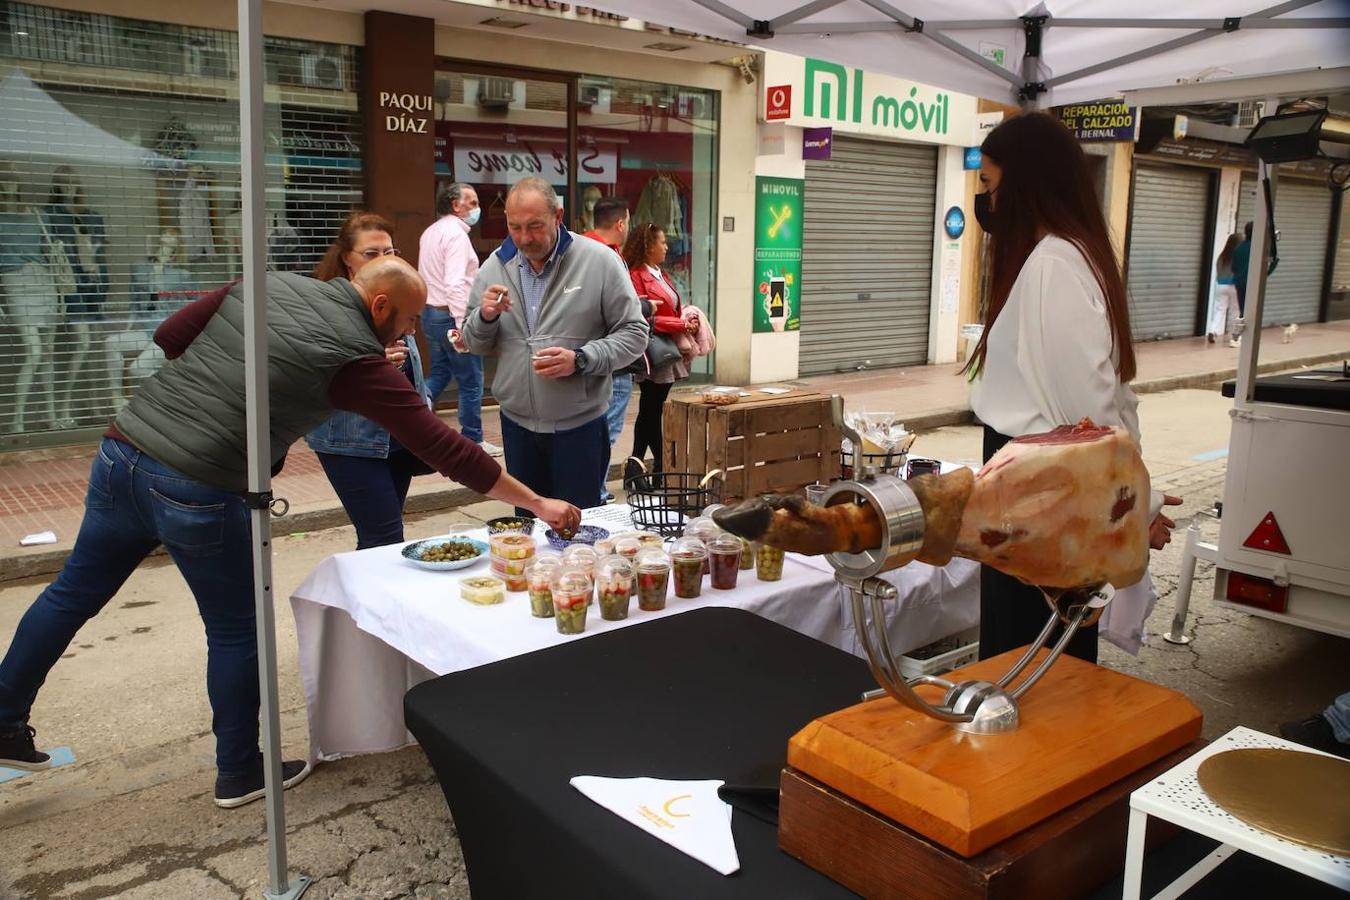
775 397 1203 899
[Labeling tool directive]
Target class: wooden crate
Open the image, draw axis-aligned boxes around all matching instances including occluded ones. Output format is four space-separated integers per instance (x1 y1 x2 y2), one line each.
662 387 840 505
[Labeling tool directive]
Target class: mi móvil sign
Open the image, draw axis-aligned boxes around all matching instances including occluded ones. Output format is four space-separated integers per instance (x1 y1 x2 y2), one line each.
761 52 977 147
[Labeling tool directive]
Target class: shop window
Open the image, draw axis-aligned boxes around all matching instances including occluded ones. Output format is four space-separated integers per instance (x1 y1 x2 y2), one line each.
433 66 718 380
0 2 361 447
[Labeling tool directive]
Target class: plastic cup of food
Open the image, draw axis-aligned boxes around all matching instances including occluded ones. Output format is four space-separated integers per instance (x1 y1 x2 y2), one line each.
596 555 635 621
552 570 592 634
526 558 560 617
460 575 506 606
635 549 671 611
805 482 828 506
670 537 708 599
683 518 720 575
708 535 743 590
560 544 598 580
755 543 786 582
737 537 755 570
633 531 665 550
593 537 616 558
489 532 537 561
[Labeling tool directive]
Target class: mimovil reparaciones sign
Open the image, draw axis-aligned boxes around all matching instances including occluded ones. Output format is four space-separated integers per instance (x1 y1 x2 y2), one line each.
760 52 978 146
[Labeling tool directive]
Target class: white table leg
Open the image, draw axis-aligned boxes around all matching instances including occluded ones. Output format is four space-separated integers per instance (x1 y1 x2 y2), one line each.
1122 807 1149 900
1154 845 1235 900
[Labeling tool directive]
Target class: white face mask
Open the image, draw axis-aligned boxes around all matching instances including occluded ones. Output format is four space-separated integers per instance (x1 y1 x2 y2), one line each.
464 206 481 227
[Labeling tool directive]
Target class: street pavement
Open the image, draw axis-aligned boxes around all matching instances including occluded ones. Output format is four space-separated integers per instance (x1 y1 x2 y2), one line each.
0 385 1345 898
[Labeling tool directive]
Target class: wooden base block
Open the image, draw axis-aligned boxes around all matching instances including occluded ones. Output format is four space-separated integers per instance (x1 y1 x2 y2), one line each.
786 649 1203 856
779 743 1199 900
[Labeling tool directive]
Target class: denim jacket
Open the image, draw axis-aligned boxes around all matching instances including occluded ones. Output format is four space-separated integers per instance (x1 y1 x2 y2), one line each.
305 337 430 458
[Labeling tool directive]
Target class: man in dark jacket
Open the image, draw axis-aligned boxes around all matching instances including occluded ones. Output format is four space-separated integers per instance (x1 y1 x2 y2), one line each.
0 257 579 807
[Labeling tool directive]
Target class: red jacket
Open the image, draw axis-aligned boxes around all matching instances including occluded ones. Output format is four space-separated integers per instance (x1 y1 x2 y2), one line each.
629 266 685 335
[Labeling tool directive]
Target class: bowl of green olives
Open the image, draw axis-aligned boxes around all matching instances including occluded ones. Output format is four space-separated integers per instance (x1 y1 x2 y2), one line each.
486 516 536 536
402 537 489 571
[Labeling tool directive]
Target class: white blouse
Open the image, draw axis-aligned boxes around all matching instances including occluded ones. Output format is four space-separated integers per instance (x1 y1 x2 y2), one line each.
969 235 1141 444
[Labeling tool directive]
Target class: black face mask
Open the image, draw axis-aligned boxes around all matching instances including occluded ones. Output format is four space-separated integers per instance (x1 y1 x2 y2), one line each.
974 190 997 233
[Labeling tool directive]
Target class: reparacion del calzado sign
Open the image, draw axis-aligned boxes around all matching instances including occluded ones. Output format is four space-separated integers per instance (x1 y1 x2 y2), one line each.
1055 99 1137 142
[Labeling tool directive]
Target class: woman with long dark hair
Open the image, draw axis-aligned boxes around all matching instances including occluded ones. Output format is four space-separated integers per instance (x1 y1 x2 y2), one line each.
1208 232 1242 345
622 222 696 481
965 112 1178 663
305 212 432 549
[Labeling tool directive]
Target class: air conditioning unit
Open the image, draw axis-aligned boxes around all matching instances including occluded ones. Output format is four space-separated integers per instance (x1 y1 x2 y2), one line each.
478 77 516 109
1236 100 1265 129
300 50 346 90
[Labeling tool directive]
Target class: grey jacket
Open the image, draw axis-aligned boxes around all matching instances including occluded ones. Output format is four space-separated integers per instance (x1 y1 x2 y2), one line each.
462 227 647 433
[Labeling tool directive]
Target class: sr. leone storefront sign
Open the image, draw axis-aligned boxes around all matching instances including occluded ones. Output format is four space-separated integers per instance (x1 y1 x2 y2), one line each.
760 52 977 147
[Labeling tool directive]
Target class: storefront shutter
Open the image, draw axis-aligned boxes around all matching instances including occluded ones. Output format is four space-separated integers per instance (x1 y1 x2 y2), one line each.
800 135 936 375
0 3 362 449
1236 175 1332 325
1125 162 1211 341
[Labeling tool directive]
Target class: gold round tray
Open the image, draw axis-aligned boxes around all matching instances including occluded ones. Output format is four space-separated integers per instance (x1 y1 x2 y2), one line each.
1196 747 1350 855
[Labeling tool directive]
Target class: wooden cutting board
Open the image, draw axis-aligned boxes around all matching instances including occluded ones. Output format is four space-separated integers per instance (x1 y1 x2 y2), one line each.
786 648 1202 857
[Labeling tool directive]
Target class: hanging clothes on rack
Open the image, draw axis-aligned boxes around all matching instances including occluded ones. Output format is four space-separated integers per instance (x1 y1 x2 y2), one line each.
634 173 684 246
177 172 214 258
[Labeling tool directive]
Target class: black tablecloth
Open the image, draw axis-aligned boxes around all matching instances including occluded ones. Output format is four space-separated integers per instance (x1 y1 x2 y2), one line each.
404 607 873 899
1221 368 1350 410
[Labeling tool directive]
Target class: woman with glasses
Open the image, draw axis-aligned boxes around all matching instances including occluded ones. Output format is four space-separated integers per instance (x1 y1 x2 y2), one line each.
305 212 432 549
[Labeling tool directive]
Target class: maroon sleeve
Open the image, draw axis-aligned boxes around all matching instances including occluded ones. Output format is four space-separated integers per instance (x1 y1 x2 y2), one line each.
154 281 234 359
328 358 502 495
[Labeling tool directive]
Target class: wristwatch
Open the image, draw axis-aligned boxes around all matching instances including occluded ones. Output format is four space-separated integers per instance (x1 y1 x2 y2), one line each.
573 347 589 374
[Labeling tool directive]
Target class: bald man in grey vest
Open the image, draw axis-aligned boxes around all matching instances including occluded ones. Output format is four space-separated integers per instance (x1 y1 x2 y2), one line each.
0 258 579 807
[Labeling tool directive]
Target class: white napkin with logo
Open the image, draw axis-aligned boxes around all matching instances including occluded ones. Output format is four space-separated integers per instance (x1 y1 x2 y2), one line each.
570 776 740 875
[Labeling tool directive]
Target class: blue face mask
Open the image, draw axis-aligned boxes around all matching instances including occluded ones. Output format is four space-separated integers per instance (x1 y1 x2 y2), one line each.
464 207 481 227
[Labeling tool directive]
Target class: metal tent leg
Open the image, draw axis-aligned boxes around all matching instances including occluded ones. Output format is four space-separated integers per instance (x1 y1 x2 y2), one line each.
1164 524 1202 645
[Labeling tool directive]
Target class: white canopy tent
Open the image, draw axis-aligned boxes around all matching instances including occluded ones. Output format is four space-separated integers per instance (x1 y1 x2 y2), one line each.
227 3 1349 898
577 0 1350 107
0 69 170 167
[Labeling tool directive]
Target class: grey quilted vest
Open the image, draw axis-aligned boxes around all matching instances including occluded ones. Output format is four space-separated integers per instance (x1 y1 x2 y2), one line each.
116 274 384 491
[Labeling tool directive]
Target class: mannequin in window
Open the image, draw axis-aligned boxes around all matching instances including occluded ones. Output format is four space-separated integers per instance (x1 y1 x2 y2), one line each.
575 185 603 233
104 229 191 412
45 166 108 426
0 163 60 432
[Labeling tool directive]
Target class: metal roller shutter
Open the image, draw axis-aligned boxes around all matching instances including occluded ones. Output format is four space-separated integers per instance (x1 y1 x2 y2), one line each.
0 3 362 448
1236 175 1332 324
800 136 936 375
1125 163 1211 341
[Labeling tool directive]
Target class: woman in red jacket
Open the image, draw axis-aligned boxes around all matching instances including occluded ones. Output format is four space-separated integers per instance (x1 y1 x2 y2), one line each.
622 223 696 481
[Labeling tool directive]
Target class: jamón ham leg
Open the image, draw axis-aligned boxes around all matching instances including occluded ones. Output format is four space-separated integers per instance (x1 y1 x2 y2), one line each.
712 419 1151 589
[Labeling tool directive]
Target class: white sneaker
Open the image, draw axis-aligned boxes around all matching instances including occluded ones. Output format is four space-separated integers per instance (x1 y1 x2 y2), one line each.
1228 339 1241 348
479 440 504 457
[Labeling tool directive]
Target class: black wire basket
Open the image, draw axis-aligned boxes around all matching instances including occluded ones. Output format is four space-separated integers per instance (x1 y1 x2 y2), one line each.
624 469 722 538
839 448 908 480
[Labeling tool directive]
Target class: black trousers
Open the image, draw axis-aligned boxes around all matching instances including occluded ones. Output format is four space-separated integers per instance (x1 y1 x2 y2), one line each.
631 379 674 468
978 425 1099 664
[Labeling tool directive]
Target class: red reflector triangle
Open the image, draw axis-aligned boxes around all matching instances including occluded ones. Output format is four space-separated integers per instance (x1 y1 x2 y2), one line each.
1243 512 1291 555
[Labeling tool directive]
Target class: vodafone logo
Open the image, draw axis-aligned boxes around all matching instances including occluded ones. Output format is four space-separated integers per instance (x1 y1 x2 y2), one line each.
766 85 792 120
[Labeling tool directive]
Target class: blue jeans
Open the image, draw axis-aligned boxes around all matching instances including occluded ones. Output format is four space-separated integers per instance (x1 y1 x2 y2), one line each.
422 307 484 443
500 413 608 512
605 374 633 447
1327 692 1350 744
0 439 262 776
316 449 420 550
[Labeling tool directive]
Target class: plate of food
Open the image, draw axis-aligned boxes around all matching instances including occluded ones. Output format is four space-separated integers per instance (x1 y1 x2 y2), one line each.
486 515 536 535
402 537 489 571
544 524 611 551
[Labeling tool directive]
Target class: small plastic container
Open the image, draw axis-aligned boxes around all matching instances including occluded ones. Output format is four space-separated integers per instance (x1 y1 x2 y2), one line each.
670 537 708 599
708 535 743 590
684 518 720 575
460 575 506 606
755 543 786 582
738 537 755 570
560 544 598 580
593 537 616 558
552 570 591 635
526 557 561 618
489 532 536 561
596 555 635 621
701 385 741 406
632 531 666 550
635 549 671 611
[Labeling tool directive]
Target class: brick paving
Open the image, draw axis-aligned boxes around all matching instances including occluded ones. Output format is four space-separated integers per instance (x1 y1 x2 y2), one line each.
1 320 1346 578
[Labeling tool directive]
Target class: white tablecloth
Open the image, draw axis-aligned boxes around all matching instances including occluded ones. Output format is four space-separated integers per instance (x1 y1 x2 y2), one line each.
289 504 979 761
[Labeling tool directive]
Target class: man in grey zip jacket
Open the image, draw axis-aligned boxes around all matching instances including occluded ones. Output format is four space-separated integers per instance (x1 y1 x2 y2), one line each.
462 177 648 510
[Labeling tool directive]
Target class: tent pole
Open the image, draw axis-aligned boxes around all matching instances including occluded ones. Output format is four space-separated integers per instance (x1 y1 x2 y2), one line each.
238 0 309 896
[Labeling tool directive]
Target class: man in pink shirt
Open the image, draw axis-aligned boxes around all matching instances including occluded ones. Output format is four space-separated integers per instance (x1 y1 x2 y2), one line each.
418 183 500 454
